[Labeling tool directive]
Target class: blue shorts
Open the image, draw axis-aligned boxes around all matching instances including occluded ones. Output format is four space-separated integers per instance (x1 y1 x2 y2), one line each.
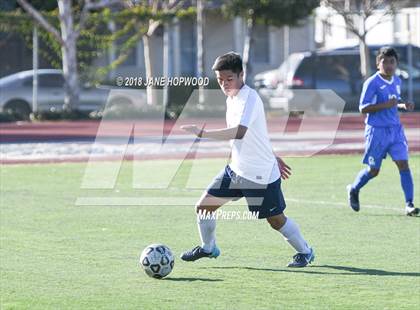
362 124 409 169
206 165 286 219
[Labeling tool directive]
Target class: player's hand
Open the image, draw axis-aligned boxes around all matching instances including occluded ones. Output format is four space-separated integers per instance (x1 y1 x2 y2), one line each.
180 125 203 137
276 157 292 180
403 102 415 111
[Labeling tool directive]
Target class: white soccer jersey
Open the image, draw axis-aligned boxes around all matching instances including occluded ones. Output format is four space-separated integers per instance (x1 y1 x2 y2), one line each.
226 84 280 184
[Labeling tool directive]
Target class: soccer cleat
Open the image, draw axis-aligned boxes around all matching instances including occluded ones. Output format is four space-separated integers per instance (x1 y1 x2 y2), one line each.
180 245 220 262
287 248 315 268
405 202 419 217
347 184 360 212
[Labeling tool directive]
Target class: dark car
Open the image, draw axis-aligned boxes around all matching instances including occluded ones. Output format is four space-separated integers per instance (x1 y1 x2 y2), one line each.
257 44 420 112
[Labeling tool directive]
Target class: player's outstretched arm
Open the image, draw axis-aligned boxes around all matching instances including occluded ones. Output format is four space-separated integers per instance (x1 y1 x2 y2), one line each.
180 124 247 140
360 98 398 114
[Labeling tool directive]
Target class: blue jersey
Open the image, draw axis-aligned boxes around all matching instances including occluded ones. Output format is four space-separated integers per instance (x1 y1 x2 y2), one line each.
359 71 402 127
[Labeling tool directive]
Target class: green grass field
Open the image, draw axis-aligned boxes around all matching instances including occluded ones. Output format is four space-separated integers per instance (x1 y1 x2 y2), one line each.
1 155 419 309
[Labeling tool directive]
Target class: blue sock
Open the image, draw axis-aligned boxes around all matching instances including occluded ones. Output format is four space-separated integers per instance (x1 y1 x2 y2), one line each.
352 168 373 192
399 169 414 204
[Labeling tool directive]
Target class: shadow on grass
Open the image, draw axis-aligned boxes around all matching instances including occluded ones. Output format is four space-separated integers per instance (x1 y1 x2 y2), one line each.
204 265 420 277
316 265 420 277
164 277 223 282
363 213 415 218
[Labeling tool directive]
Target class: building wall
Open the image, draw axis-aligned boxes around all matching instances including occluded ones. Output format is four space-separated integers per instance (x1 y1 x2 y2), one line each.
394 7 420 46
202 14 235 76
105 11 316 82
315 6 420 49
109 34 163 80
1 13 315 83
0 33 51 78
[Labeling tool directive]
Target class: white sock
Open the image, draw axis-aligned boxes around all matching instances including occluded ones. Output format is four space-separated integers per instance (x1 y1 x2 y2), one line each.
279 217 310 254
197 215 216 253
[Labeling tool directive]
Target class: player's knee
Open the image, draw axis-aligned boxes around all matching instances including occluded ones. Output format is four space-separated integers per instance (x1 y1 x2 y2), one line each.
267 219 278 230
195 203 216 215
368 167 380 177
195 195 210 213
266 216 285 231
195 204 206 214
395 160 409 171
268 221 282 230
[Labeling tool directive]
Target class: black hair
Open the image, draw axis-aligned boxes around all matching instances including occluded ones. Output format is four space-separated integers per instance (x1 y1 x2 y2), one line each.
376 46 399 65
211 52 243 74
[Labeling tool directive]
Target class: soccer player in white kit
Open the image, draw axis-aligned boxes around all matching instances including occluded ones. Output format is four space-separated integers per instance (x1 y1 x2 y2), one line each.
180 52 314 267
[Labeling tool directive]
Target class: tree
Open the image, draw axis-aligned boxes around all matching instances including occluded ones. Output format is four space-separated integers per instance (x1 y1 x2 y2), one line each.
222 0 319 82
129 0 190 105
3 0 194 110
320 0 399 78
15 0 124 111
196 0 204 105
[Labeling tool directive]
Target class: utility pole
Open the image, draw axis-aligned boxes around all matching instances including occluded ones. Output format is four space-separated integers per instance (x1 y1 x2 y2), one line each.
32 26 38 114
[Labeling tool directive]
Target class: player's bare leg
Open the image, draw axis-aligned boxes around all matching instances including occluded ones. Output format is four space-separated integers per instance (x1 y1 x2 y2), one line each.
266 213 287 230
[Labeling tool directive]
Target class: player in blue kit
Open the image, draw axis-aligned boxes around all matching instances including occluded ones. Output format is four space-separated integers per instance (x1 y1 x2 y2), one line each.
347 46 418 216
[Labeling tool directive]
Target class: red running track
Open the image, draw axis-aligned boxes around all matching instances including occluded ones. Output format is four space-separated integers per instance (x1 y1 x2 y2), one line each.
1 113 419 143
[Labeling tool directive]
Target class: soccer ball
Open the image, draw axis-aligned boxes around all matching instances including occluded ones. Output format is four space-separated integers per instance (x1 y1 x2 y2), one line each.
139 244 174 279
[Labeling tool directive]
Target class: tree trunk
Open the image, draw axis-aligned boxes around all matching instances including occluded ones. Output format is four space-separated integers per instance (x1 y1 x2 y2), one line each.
163 21 170 107
197 0 205 105
359 37 370 78
58 0 79 111
143 35 156 105
357 9 370 79
242 14 255 84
